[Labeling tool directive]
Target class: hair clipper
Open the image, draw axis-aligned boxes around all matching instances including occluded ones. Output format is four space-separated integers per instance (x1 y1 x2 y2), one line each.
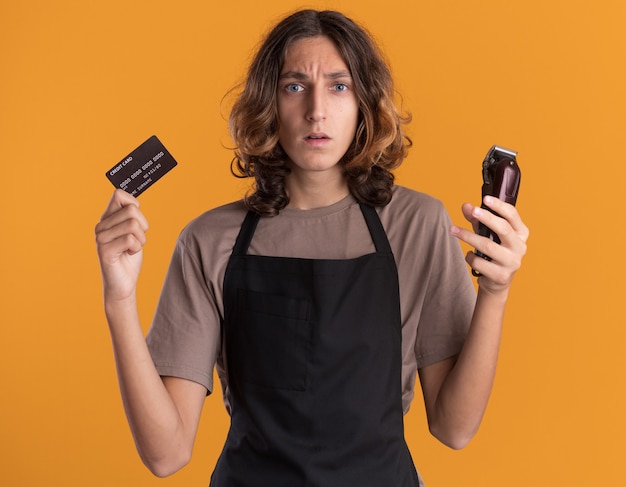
472 145 521 277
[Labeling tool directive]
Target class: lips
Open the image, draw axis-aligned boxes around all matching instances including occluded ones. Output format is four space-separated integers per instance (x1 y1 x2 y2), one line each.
304 133 331 148
306 132 330 140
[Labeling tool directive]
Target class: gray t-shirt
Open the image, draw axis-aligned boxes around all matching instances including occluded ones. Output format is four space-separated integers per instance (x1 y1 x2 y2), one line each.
146 185 476 414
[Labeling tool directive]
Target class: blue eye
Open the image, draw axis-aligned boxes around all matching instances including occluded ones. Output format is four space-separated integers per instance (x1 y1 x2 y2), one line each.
333 83 349 92
286 83 303 92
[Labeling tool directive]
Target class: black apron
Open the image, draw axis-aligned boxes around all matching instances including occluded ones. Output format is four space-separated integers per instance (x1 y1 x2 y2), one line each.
211 203 419 486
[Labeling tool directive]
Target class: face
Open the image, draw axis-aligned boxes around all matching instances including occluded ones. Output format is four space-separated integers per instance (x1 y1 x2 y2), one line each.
276 36 359 178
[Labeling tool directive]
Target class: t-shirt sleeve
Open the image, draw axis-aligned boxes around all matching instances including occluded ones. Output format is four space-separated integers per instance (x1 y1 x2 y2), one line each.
145 235 222 394
412 201 475 369
381 188 477 413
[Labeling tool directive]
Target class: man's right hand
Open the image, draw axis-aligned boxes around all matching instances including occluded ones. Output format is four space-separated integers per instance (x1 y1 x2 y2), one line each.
95 189 149 304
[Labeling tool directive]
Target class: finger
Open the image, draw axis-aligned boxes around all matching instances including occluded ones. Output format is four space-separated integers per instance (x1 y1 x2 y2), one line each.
451 224 501 257
96 217 148 249
461 202 480 234
469 205 524 254
481 196 530 243
96 189 148 236
101 232 144 260
452 221 522 272
95 203 149 236
465 250 516 288
100 189 140 221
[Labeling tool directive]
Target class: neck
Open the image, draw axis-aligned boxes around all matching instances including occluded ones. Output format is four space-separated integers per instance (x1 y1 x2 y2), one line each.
285 167 349 210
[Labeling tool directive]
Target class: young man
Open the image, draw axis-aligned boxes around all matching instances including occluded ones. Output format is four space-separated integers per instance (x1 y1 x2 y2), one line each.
95 9 528 486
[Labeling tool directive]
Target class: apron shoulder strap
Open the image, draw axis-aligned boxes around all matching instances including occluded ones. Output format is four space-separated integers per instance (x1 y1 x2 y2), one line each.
359 204 393 255
232 210 261 256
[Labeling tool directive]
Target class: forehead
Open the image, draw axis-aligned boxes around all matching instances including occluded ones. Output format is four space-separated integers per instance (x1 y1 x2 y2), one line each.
281 36 349 73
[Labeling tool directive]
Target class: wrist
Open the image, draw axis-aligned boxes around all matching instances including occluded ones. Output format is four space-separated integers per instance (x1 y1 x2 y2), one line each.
477 284 510 303
104 292 139 323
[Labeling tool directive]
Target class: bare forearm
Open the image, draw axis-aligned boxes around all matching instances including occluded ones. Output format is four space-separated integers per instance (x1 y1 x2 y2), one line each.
422 196 528 448
96 191 205 476
105 298 191 476
428 288 508 448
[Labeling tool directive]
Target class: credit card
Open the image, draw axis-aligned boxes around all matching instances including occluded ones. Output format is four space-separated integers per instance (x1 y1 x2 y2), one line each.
106 135 177 197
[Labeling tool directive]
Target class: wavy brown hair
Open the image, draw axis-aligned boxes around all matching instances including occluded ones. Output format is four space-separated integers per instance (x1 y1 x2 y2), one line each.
229 9 412 216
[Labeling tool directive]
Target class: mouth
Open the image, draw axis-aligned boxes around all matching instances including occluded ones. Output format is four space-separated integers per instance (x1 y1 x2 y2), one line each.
306 133 330 140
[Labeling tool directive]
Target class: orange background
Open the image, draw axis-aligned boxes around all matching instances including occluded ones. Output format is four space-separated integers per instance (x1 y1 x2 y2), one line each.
1 0 624 485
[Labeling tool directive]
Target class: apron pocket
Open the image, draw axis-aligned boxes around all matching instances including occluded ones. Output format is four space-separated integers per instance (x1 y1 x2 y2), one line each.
234 288 311 391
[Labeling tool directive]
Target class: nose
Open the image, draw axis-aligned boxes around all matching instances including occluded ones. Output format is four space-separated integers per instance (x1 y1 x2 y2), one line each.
305 86 326 122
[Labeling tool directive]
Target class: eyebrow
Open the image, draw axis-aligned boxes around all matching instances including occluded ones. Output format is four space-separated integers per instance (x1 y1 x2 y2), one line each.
279 70 352 80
